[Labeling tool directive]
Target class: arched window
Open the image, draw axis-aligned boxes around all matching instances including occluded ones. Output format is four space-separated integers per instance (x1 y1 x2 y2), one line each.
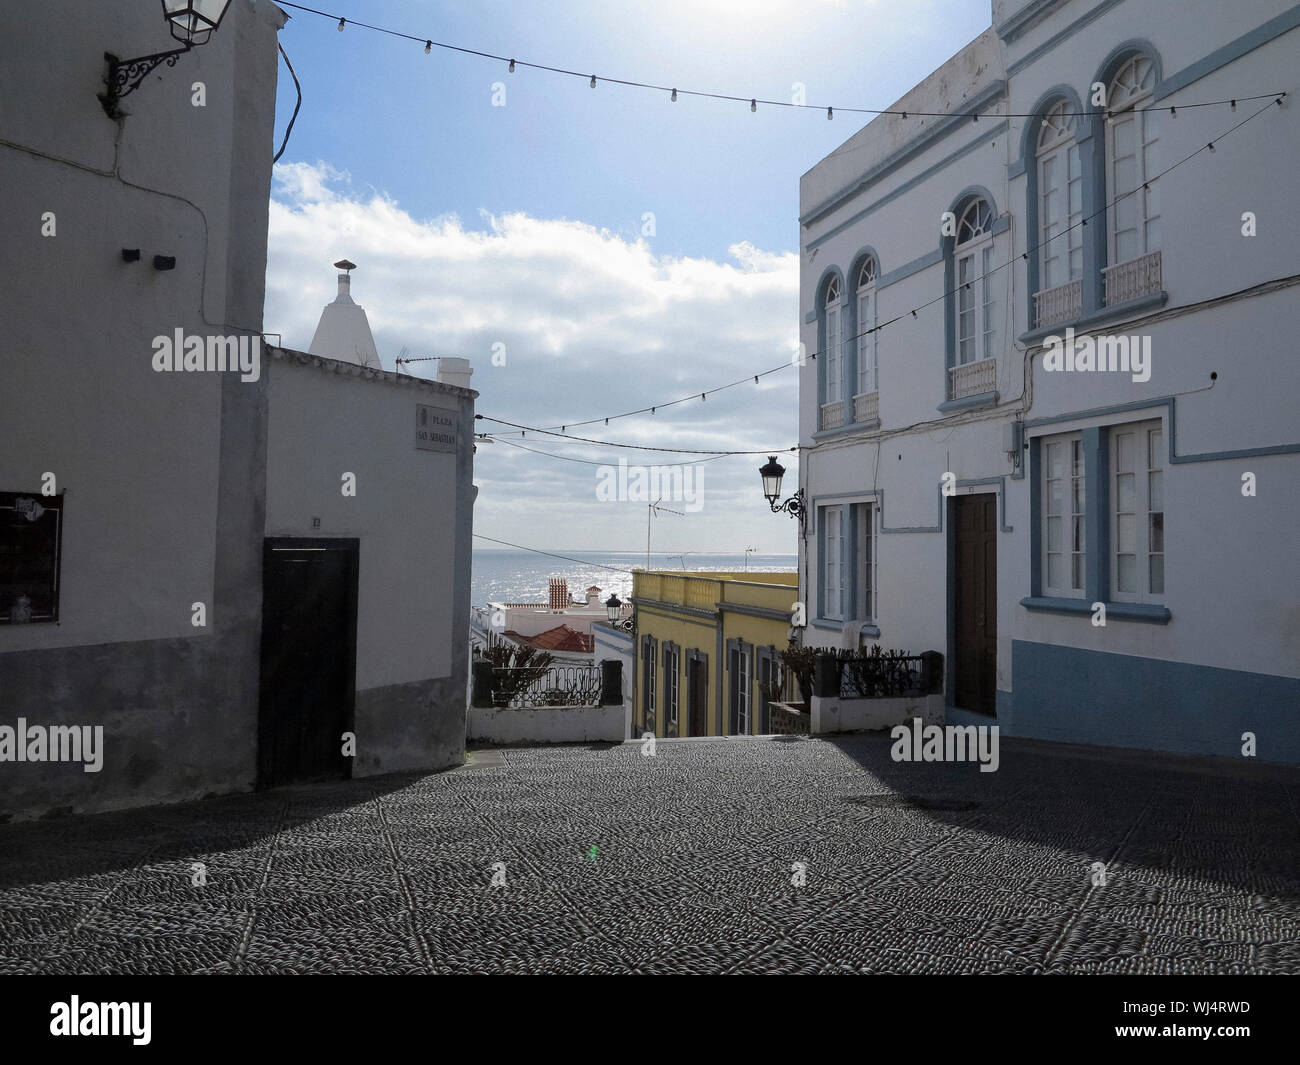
954 198 997 366
1037 100 1082 291
824 276 842 406
854 257 878 396
1106 54 1160 269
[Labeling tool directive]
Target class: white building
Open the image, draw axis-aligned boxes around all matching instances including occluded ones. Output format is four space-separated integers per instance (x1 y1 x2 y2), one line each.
309 259 383 369
797 0 1299 763
0 1 476 819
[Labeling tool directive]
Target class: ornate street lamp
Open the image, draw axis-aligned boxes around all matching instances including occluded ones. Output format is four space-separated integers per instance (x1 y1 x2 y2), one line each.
760 455 805 531
101 1 234 118
604 594 623 624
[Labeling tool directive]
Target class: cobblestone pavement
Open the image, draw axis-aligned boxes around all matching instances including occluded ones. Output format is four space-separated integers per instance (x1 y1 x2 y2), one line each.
2 734 1298 974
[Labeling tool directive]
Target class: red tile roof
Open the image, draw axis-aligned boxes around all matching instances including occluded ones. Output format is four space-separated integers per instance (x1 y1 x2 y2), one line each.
505 624 594 653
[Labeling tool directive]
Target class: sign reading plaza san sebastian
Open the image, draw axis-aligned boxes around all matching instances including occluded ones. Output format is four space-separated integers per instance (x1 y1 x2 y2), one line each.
415 404 458 453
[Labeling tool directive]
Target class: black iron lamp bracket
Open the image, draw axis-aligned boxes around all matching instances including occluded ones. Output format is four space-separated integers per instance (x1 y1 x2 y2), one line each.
101 44 192 117
770 488 807 532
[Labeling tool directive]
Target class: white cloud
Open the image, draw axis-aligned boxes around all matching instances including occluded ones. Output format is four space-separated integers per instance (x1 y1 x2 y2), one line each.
265 161 801 554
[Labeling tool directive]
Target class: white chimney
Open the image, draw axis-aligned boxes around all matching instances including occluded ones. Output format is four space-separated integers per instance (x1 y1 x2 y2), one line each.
437 357 474 389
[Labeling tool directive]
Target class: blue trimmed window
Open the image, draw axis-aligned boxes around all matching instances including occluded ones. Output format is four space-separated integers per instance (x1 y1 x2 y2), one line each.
1035 101 1083 326
1025 421 1170 623
818 275 844 430
1102 54 1162 306
851 255 879 424
941 194 1003 410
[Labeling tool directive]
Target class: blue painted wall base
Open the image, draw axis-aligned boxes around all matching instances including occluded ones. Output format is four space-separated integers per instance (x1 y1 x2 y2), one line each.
987 640 1300 766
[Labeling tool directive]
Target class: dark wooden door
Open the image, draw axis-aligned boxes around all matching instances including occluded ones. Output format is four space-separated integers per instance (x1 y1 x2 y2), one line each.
258 539 358 787
954 496 997 713
688 657 708 736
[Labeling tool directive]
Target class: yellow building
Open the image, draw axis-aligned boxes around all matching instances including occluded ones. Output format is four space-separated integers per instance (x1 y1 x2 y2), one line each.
632 571 798 737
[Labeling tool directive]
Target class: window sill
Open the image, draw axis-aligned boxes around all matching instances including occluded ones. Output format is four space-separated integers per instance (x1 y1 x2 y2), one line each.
811 618 881 639
811 420 881 442
1019 289 1169 346
938 390 999 414
1020 596 1171 624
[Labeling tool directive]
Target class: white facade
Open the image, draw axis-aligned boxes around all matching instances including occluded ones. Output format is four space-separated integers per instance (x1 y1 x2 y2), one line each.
798 0 1300 763
0 0 477 818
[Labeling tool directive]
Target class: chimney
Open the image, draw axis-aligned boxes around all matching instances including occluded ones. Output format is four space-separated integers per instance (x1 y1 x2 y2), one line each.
437 356 474 389
586 585 601 606
548 578 569 610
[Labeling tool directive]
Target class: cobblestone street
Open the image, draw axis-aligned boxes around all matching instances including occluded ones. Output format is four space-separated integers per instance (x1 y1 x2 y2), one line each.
2 735 1297 974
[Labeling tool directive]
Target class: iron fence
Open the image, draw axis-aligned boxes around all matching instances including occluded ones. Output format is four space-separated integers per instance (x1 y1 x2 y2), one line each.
835 653 935 699
491 664 602 708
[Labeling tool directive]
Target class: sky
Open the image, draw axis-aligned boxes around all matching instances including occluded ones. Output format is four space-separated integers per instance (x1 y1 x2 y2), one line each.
262 0 993 554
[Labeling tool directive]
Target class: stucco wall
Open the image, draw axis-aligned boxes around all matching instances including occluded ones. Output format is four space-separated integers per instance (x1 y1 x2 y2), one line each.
0 0 284 819
467 706 625 745
264 350 476 775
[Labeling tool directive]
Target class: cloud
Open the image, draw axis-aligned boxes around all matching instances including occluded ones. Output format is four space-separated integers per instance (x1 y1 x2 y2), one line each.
265 161 800 554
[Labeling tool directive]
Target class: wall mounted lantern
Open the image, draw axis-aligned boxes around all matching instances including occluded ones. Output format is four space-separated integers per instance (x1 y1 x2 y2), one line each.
604 594 623 624
101 1 234 118
759 455 805 532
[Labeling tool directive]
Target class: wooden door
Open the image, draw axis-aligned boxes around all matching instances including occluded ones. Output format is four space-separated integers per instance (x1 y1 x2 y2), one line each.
258 539 358 787
688 657 708 736
954 496 997 713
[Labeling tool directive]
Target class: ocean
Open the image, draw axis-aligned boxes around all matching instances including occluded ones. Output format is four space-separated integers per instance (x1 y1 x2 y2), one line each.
472 549 798 607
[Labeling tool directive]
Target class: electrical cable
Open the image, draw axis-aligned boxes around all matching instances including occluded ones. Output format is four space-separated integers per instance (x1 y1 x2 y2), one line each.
473 534 637 573
273 41 302 163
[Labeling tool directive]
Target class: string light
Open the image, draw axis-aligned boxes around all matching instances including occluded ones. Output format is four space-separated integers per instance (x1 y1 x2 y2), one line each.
508 59 515 73
827 107 833 120
476 415 792 456
276 5 1282 124
671 88 677 102
424 40 431 54
480 98 1280 450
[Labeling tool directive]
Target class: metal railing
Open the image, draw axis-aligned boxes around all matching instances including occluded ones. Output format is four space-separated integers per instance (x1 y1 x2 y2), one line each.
491 665 601 708
1103 249 1162 306
948 357 997 401
853 391 879 424
835 653 938 699
1033 278 1082 327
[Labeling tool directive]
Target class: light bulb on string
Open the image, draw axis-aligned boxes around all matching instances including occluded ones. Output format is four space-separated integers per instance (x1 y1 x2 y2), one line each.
827 107 833 120
337 17 345 31
508 59 515 73
590 75 597 88
750 98 757 112
424 40 431 54
670 88 677 102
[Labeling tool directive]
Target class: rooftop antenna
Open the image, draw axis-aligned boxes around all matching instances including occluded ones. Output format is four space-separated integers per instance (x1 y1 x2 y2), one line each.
646 497 685 572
